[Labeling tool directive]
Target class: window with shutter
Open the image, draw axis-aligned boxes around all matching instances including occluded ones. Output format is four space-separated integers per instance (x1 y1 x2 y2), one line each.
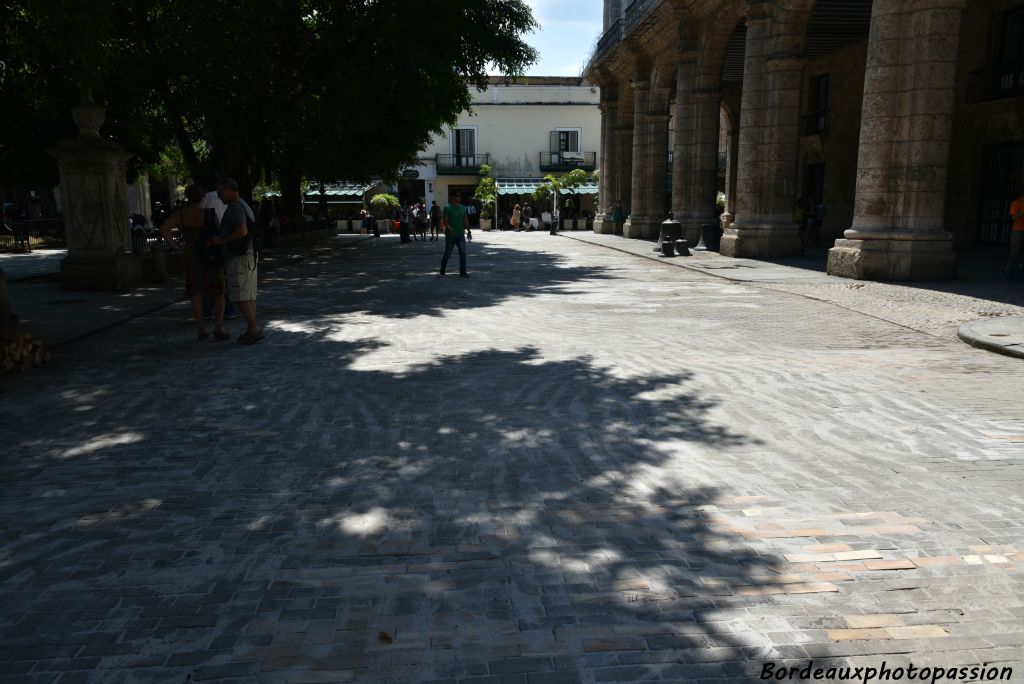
557 131 580 153
454 128 476 166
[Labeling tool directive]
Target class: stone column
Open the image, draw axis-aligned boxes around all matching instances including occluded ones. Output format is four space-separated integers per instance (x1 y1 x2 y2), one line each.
49 97 134 291
722 129 740 229
672 51 724 245
624 81 671 239
720 3 806 258
613 111 635 234
593 99 619 234
827 0 963 280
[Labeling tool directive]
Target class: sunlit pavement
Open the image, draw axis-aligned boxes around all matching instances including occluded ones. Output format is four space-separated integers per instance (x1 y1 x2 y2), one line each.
2 233 1022 683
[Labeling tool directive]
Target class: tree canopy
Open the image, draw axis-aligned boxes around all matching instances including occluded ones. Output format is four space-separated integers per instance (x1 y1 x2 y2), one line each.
1 0 538 214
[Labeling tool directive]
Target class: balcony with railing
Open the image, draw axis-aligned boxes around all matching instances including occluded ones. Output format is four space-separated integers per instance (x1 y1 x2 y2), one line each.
435 154 490 175
539 151 597 172
623 0 658 35
583 0 660 74
967 67 1024 104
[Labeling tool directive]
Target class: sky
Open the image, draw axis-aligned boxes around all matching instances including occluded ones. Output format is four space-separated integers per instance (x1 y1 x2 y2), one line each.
513 0 604 77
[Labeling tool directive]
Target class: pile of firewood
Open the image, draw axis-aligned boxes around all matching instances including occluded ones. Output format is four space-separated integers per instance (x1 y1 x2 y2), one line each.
1 329 51 375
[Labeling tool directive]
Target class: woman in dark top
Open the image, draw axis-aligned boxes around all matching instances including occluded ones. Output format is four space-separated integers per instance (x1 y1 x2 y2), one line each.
159 184 229 341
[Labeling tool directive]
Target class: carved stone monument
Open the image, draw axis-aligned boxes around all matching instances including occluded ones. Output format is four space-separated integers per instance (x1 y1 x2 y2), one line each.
50 95 134 290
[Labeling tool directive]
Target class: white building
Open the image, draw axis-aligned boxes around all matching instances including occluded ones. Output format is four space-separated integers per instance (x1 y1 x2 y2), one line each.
404 76 602 221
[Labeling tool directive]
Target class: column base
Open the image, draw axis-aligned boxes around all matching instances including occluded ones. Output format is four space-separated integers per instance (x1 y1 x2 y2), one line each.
719 224 802 258
827 236 956 281
623 216 661 240
61 252 120 291
592 216 615 235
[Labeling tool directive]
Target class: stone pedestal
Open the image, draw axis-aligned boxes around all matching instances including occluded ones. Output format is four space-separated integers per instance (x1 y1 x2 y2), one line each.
828 236 955 280
826 0 964 281
50 97 134 291
721 5 806 259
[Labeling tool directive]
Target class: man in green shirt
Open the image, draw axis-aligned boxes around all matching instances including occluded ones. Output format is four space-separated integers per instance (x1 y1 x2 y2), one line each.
440 191 472 277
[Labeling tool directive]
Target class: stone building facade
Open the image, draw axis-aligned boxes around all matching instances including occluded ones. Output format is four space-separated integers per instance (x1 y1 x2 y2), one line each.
585 0 1024 280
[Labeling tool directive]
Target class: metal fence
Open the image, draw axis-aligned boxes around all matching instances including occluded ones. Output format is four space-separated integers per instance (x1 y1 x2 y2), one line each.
0 219 66 252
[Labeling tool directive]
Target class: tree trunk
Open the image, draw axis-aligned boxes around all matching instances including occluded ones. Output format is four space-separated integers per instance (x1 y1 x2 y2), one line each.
280 168 303 219
0 267 13 328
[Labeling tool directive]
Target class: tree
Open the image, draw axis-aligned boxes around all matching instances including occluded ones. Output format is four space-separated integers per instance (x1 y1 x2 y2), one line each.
369 193 400 218
1 1 538 217
475 164 497 220
559 169 590 218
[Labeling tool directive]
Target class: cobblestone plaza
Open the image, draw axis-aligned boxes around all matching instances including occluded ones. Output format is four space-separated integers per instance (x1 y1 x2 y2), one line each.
1 234 1023 683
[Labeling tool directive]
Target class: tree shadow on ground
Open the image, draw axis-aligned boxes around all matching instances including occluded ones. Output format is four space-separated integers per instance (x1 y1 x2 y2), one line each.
259 237 618 320
0 324 850 683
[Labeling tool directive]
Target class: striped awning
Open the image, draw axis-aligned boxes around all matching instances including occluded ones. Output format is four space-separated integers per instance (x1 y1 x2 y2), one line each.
496 179 543 196
304 182 376 199
496 179 599 196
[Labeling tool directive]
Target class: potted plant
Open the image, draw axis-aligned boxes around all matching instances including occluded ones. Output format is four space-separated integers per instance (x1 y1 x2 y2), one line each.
369 193 400 233
476 164 497 230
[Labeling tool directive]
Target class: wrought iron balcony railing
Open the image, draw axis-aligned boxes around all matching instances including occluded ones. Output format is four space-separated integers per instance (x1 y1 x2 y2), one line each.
967 67 1024 104
435 154 490 175
539 151 597 172
623 0 657 35
583 0 659 74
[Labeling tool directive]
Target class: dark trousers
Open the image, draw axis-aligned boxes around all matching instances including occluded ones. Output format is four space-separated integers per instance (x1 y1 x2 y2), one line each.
441 235 467 274
1009 232 1024 281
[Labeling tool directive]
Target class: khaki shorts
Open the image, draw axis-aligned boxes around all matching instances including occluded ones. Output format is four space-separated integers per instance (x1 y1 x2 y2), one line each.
225 253 258 302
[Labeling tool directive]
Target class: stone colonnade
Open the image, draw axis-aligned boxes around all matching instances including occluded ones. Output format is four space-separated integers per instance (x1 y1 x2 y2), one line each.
592 0 966 280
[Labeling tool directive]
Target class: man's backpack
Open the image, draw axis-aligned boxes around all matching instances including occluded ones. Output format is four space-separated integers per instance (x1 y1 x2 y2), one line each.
223 201 259 269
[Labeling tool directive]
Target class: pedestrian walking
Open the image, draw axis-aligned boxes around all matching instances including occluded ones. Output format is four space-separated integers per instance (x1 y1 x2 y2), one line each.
511 203 522 231
211 178 263 345
414 204 428 241
612 201 625 235
429 201 441 241
158 184 229 341
522 203 533 231
1010 185 1024 283
440 191 471 278
808 199 827 248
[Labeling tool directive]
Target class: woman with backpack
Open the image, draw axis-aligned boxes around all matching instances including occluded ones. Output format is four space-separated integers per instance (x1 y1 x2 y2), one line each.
158 184 229 341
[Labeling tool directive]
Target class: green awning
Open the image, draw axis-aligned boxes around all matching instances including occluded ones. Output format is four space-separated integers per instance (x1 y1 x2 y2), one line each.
305 182 376 199
496 179 600 196
496 179 543 196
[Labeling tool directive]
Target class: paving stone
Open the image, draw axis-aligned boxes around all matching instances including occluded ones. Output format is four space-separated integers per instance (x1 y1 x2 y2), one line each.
2 234 1023 682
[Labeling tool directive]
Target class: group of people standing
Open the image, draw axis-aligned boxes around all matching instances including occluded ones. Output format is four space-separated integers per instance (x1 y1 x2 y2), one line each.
158 178 263 345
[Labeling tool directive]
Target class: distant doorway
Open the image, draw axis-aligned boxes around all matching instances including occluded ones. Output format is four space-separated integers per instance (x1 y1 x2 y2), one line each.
804 163 825 205
979 142 1024 244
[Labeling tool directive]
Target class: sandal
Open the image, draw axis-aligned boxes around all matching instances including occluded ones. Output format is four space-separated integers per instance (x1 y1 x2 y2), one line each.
213 330 231 341
237 331 265 345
